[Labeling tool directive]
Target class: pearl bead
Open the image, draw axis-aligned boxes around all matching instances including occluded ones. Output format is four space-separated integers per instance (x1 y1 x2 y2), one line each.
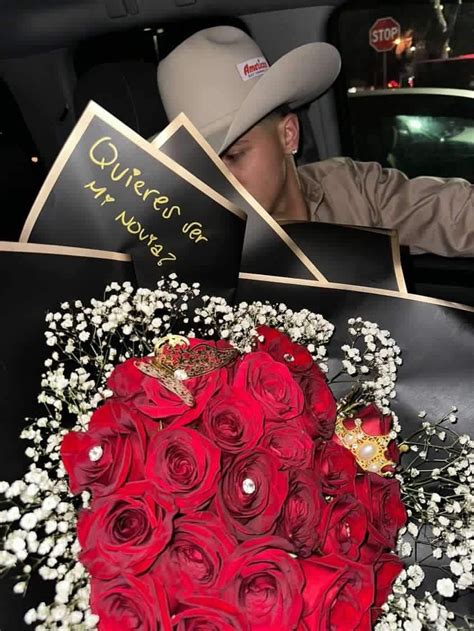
242 478 256 495
88 445 103 462
357 443 377 460
368 463 380 473
344 433 356 446
174 369 188 381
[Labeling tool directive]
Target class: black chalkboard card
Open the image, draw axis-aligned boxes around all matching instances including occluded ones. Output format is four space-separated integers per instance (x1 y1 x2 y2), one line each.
20 102 246 297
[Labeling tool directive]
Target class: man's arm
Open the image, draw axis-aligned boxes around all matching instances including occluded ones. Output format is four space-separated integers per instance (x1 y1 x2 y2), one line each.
351 159 474 257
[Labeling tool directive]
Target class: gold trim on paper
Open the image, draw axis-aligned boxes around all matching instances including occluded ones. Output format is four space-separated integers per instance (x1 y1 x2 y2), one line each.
0 241 132 262
20 101 246 244
238 272 474 314
20 111 96 242
152 113 328 285
333 224 408 294
2 244 470 313
389 230 408 294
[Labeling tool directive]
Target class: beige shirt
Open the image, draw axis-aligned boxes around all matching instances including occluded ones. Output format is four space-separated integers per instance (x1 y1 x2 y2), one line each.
298 158 474 257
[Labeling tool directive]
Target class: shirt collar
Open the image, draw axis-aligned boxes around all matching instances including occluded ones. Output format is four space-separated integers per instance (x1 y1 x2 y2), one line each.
297 166 324 219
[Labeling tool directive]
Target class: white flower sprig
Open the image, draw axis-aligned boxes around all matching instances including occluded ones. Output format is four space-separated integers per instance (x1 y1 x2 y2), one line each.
334 317 403 415
376 411 474 630
195 297 335 369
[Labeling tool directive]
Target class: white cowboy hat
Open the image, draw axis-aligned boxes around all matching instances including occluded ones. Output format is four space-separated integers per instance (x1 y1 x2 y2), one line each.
156 26 341 154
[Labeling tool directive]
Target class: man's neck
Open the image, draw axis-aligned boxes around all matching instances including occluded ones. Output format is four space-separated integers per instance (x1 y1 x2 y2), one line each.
271 160 309 222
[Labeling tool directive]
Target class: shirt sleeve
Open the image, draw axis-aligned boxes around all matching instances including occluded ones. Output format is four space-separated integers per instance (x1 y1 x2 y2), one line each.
350 159 474 257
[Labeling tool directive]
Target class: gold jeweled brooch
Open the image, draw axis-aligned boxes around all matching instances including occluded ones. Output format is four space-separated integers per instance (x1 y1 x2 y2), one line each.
334 415 395 476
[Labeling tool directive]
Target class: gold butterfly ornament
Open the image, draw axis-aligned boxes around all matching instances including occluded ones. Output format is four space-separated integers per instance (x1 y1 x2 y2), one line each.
134 335 239 407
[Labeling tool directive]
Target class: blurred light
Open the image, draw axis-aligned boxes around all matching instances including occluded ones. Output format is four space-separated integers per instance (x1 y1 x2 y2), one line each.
157 28 164 34
440 4 444 9
348 87 357 94
440 137 445 143
387 80 400 89
407 118 423 131
143 27 152 32
394 38 401 45
408 76 415 87
410 46 416 52
31 156 39 163
446 46 451 52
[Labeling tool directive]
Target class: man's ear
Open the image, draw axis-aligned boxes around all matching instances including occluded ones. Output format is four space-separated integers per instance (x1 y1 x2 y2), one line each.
277 113 300 155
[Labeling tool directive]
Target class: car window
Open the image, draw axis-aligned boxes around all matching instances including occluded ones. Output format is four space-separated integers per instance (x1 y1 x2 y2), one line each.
347 88 474 181
336 0 474 91
73 29 168 139
332 0 474 180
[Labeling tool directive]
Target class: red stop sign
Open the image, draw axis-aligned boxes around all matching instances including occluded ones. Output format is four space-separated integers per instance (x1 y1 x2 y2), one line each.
369 17 401 52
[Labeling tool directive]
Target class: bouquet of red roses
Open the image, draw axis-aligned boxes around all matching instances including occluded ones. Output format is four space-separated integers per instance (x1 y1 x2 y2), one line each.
61 326 407 630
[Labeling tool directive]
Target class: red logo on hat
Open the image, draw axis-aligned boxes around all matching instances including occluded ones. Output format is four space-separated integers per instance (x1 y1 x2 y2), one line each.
244 60 268 76
237 57 269 81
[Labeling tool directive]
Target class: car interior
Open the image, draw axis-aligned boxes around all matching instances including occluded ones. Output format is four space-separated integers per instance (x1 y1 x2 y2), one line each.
1 0 473 305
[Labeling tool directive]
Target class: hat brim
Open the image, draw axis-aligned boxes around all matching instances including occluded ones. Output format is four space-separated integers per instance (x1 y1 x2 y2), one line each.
206 42 341 154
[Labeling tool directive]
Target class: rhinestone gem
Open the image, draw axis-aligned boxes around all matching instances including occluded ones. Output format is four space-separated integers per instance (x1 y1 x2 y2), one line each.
283 353 295 363
88 445 103 462
174 369 188 381
242 478 256 495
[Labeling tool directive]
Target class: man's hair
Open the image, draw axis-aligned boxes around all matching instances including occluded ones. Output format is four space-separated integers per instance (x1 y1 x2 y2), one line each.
256 104 293 131
266 104 293 120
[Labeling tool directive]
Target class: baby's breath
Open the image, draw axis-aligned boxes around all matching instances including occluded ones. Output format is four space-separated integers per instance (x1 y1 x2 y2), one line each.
377 412 474 630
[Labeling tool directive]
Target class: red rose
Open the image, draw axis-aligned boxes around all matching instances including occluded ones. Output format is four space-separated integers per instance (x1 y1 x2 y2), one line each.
145 427 221 512
335 404 400 472
61 400 146 497
202 386 264 454
91 573 172 631
137 367 226 427
154 513 236 603
319 494 369 561
276 471 325 557
219 537 304 630
234 353 303 421
216 448 288 540
372 553 405 623
254 326 313 374
172 597 248 631
78 481 176 580
300 553 374 630
314 441 357 496
108 340 229 428
295 365 337 439
260 421 313 471
107 357 147 400
354 473 407 549
347 404 392 435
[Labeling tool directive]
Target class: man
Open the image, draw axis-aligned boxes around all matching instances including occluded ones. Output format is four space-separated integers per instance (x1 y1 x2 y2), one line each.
155 26 474 257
